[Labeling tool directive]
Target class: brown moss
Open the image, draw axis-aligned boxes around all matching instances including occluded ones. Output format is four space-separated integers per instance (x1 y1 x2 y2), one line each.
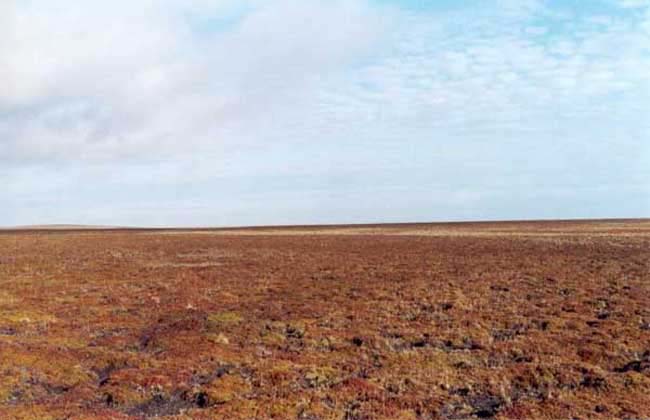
304 366 339 388
0 220 649 418
206 311 244 331
204 374 251 405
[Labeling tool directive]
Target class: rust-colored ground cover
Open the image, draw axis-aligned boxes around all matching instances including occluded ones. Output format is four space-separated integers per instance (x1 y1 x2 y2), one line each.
1 220 649 419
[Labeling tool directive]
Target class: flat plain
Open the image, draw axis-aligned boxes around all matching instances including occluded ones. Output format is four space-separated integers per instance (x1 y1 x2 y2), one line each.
1 219 649 419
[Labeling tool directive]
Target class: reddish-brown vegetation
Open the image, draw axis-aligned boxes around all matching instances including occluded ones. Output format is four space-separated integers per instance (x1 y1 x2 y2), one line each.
1 220 649 419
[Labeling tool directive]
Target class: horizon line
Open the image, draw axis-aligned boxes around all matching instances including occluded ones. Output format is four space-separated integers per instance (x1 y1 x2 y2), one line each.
2 217 649 232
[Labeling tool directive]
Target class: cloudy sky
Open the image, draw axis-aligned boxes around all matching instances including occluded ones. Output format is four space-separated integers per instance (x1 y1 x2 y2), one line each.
1 0 649 227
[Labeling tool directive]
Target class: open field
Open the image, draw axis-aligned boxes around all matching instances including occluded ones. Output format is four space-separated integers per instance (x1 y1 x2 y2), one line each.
1 219 649 419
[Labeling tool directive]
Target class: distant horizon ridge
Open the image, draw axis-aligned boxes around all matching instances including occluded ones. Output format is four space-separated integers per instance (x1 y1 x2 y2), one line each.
2 217 649 231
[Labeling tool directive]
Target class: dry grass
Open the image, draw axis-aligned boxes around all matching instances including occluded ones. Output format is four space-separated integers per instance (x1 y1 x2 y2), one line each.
0 219 649 419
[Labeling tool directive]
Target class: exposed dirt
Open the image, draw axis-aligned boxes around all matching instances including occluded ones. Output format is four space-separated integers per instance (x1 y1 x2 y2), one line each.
0 220 649 419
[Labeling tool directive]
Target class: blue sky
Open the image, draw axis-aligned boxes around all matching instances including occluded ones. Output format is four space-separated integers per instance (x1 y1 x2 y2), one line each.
1 0 649 227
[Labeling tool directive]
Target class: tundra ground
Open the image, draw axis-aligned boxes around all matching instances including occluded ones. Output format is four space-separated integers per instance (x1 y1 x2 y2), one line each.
1 220 649 419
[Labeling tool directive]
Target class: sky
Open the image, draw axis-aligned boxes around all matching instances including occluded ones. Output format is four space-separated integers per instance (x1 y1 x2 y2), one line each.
1 0 649 227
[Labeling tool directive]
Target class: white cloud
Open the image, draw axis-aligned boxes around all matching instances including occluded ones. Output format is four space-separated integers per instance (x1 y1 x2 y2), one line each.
5 0 646 165
617 0 650 9
0 0 385 162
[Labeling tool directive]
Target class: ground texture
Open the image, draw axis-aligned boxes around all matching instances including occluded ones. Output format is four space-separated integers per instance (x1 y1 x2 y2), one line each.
0 220 649 419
